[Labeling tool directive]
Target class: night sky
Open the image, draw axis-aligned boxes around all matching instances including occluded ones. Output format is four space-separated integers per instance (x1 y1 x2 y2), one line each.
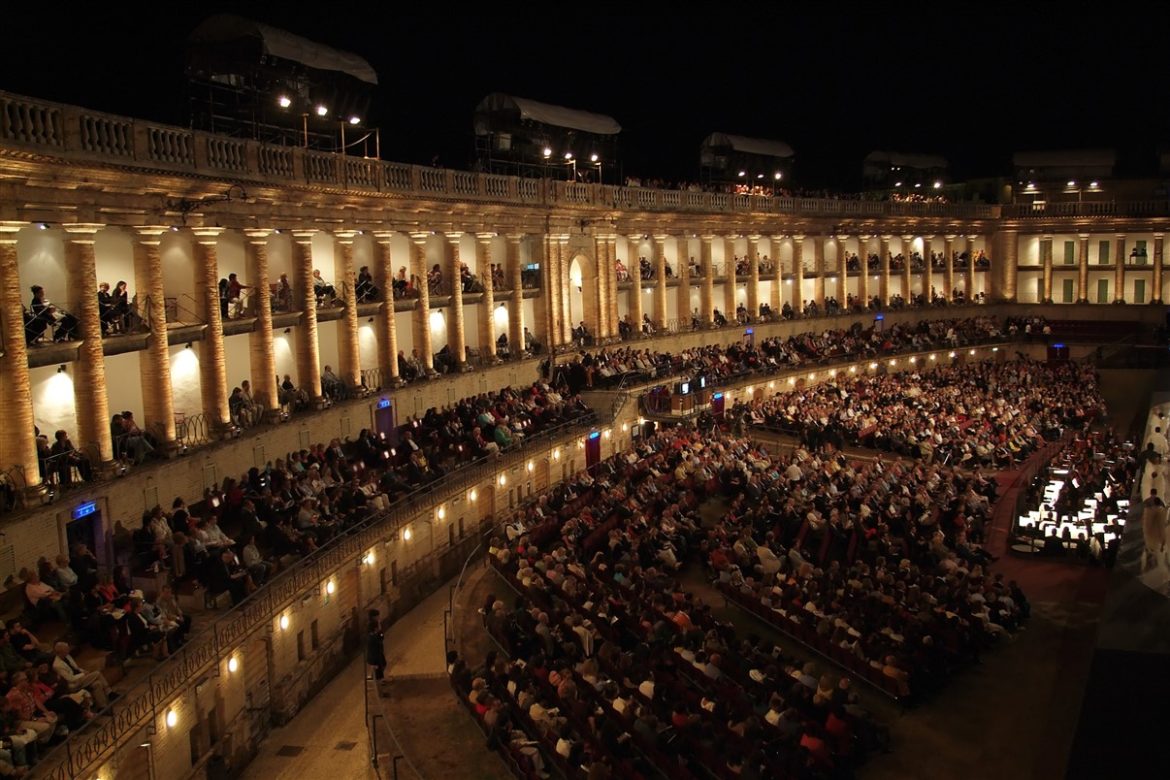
2 3 1166 187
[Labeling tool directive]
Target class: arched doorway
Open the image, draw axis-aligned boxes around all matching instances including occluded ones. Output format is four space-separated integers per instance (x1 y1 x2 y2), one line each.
568 252 599 342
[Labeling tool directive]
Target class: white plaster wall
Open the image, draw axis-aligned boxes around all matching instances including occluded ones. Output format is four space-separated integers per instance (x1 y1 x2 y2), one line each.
267 234 294 285
105 351 144 424
427 308 449 354
318 319 342 375
464 301 482 349
31 363 78 441
168 344 203 419
17 227 65 306
311 231 337 283
94 229 135 302
489 301 509 343
217 231 246 284
616 287 629 321
1018 235 1040 267
665 288 679 321
274 330 296 383
223 332 253 393
1093 238 1112 265
1087 271 1112 302
395 310 414 356
160 232 196 309
358 320 379 369
1052 272 1077 303
522 299 537 339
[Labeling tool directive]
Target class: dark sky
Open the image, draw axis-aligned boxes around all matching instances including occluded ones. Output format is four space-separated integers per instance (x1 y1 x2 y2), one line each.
2 3 1166 187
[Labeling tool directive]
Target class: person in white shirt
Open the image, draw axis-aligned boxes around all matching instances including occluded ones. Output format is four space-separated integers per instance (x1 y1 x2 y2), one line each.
52 642 111 708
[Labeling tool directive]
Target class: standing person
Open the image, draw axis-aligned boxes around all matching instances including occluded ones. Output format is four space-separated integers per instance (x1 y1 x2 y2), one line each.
1141 486 1167 570
366 609 387 693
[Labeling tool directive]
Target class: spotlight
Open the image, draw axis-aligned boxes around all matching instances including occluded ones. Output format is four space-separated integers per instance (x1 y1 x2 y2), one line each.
37 223 48 230
564 151 573 160
403 527 412 541
933 181 942 189
284 328 291 335
737 170 746 177
590 153 599 162
542 147 552 159
56 364 66 373
227 656 238 674
165 710 178 729
349 116 361 125
278 95 292 109
316 105 329 117
279 614 289 630
774 172 782 180
184 342 192 350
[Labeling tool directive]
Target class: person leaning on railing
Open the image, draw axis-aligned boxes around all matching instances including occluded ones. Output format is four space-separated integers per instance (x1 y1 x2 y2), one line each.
49 430 92 484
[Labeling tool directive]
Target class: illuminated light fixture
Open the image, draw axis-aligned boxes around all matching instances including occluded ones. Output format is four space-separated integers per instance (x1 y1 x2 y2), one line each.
57 364 66 373
930 354 937 361
807 373 815 381
1067 180 1076 187
325 579 336 595
969 349 976 356
774 172 782 180
737 170 746 177
637 417 646 426
933 181 942 189
603 429 611 439
894 181 902 187
403 527 412 541
279 614 290 630
590 153 599 162
468 488 477 502
315 105 329 117
914 183 921 188
37 222 48 230
849 366 857 373
227 656 238 674
542 147 552 158
788 377 796 385
756 173 764 179
552 447 561 460
278 95 292 108
949 351 957 358
992 346 999 352
563 151 573 161
165 710 178 729
869 362 878 370
185 342 192 350
768 381 775 389
437 506 446 520
526 460 534 473
889 359 897 366
349 115 361 125
829 369 837 377
170 226 179 232
1089 181 1100 189
621 423 628 432
909 356 917 363
363 550 375 566
497 474 507 487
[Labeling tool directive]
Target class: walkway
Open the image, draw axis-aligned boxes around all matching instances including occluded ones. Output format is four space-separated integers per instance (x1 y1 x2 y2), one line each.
240 572 509 780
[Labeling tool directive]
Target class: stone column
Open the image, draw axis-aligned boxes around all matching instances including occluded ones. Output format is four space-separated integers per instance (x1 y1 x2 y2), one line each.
628 234 644 336
372 235 401 384
879 236 891 307
653 234 668 330
193 229 233 430
593 235 609 339
900 236 913 304
745 235 760 319
835 235 849 304
543 235 560 347
557 235 572 346
476 233 499 360
445 232 468 369
992 229 1018 302
1114 235 1127 303
63 225 115 465
923 236 936 302
675 236 691 326
537 235 555 347
792 236 805 315
965 236 977 301
812 236 826 310
409 233 436 375
1040 235 1054 303
243 231 279 418
133 228 179 447
1153 234 1164 304
723 236 737 321
770 235 784 315
1076 234 1090 303
507 234 525 353
857 236 869 308
700 235 715 325
291 231 325 400
0 226 44 498
606 236 620 339
334 232 362 386
943 235 956 300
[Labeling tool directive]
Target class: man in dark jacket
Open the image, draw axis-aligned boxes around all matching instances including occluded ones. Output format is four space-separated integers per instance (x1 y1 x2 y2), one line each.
366 609 387 694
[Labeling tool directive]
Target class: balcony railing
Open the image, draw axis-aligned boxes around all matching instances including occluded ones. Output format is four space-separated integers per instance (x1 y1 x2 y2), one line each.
2 89 1005 221
1002 200 1170 218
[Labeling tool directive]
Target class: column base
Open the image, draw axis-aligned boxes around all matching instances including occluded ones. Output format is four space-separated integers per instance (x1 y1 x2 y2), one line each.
457 362 474 373
261 407 285 425
424 368 440 379
212 420 243 440
22 482 49 507
1075 298 1091 304
95 458 123 479
1112 299 1127 305
388 376 406 388
1150 299 1164 305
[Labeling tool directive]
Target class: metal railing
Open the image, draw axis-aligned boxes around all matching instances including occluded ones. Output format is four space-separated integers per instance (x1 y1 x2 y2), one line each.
29 411 597 780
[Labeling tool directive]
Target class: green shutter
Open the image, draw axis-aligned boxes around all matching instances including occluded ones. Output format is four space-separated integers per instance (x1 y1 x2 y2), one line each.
1098 241 1110 264
1063 241 1075 265
1134 279 1146 304
1061 279 1074 303
1097 279 1110 303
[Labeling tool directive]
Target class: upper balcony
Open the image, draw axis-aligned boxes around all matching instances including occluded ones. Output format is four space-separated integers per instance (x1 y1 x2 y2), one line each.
0 90 1001 221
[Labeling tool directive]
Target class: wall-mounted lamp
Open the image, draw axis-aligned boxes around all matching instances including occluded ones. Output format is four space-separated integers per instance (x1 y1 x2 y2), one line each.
284 328 291 335
57 364 66 373
184 342 192 350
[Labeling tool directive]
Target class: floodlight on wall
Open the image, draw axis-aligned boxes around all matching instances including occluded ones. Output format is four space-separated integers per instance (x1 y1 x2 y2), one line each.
933 181 942 189
165 710 178 729
403 527 412 541
774 172 782 180
279 614 290 630
542 147 552 159
227 656 238 674
184 342 192 350
564 151 573 160
349 115 361 125
315 105 329 117
278 95 292 108
37 222 48 230
590 153 599 162
737 171 746 177
57 364 66 373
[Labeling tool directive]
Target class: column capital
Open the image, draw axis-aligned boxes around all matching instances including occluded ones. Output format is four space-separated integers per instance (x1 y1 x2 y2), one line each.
1155 233 1165 240
505 233 525 243
192 227 224 244
134 226 169 244
62 222 104 242
475 232 496 242
445 231 465 242
792 235 805 243
0 220 27 240
627 233 644 242
334 230 359 243
944 234 958 241
409 231 431 245
879 234 893 242
770 234 785 242
553 234 570 244
1041 234 1053 240
1077 233 1091 240
700 234 718 242
290 229 316 244
652 234 670 243
244 228 272 243
1115 233 1127 239
836 234 852 242
901 234 915 242
372 230 396 243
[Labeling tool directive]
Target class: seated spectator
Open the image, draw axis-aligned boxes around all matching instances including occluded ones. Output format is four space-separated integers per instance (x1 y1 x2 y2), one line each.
356 266 379 302
49 430 92 485
51 642 111 709
312 270 337 305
